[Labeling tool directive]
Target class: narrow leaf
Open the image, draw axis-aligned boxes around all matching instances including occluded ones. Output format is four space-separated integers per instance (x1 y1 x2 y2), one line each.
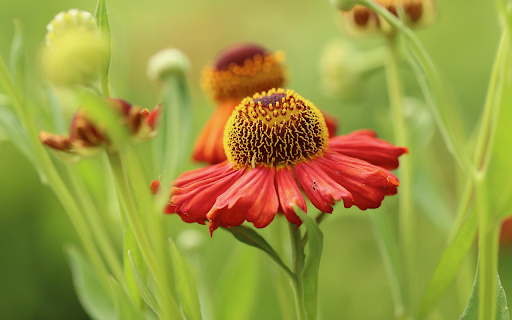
128 251 162 317
417 209 478 319
295 207 324 320
223 225 293 278
460 270 509 320
169 238 203 320
9 20 25 92
124 224 144 309
110 277 145 320
94 0 112 74
216 246 259 320
65 245 116 320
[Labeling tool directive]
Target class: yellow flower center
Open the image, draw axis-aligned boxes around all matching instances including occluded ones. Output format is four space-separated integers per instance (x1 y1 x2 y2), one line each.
224 88 329 169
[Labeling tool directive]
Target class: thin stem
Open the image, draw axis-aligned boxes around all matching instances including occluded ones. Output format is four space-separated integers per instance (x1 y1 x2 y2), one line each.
385 35 415 317
361 0 475 178
476 179 500 320
66 166 126 291
289 223 305 320
0 57 114 298
107 151 182 320
301 211 329 246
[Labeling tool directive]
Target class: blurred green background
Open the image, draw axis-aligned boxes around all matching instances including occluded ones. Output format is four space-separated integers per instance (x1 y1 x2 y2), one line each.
0 0 508 319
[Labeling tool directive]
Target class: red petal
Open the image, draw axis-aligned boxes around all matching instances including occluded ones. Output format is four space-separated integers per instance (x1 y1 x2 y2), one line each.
317 152 399 210
192 99 238 164
174 161 234 188
149 180 160 195
295 160 353 213
275 167 306 225
168 163 244 225
207 166 279 234
146 104 161 130
329 129 407 170
321 110 339 137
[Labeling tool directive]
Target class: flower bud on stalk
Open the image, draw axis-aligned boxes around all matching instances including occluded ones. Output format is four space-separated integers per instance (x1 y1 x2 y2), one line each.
147 48 191 82
42 9 108 87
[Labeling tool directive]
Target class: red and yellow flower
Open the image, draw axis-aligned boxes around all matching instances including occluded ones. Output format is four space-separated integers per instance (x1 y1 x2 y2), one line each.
192 43 338 165
165 88 407 235
39 98 159 159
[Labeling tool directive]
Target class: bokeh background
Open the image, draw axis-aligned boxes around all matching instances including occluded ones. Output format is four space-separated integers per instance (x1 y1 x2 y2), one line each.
0 0 508 319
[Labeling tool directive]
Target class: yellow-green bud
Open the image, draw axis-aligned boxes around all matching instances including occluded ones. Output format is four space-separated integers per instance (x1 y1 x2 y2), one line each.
42 10 107 87
147 48 190 82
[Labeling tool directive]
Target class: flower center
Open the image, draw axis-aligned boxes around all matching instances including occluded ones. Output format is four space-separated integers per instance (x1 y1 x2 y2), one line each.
224 88 329 169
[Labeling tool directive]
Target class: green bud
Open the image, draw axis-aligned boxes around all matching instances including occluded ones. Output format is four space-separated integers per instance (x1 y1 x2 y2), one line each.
146 48 190 82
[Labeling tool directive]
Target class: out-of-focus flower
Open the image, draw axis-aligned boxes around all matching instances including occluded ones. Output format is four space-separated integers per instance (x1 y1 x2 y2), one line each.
193 43 338 165
163 88 407 235
339 0 436 35
39 98 159 160
42 9 108 86
147 48 190 82
320 38 385 98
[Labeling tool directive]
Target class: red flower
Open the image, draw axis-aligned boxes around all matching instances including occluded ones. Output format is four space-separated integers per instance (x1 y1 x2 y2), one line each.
39 98 159 159
164 89 406 235
192 43 338 165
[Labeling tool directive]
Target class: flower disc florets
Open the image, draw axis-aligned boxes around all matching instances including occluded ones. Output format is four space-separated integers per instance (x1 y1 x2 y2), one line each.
201 43 286 102
224 88 329 169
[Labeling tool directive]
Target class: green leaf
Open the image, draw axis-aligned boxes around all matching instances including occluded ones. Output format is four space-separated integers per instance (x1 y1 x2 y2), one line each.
295 207 324 320
169 238 202 320
110 277 145 320
417 209 478 319
124 223 144 309
460 270 510 320
128 251 162 317
9 20 25 92
216 245 259 320
65 245 117 320
0 105 33 161
94 0 111 74
223 225 293 278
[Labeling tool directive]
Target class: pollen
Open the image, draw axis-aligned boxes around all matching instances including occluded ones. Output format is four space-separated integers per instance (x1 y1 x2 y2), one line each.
224 88 329 169
201 43 286 102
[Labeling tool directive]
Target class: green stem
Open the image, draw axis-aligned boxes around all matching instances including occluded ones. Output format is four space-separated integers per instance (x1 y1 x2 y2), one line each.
66 166 126 291
0 57 114 298
301 212 329 246
289 223 305 320
361 0 475 178
476 178 500 320
107 151 182 320
385 35 415 317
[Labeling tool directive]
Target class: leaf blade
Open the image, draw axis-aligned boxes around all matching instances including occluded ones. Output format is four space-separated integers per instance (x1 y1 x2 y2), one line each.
110 277 145 320
128 251 162 317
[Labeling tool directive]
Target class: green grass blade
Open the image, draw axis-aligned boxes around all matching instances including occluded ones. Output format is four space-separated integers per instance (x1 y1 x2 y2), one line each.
94 0 112 96
169 238 203 320
295 208 324 320
65 245 117 320
128 251 162 317
9 20 25 92
417 209 478 319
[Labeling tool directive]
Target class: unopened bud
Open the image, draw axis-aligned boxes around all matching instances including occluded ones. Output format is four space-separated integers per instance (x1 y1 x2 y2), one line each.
147 48 190 82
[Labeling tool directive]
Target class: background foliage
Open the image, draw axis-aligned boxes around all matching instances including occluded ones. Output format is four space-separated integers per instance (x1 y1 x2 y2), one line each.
0 0 509 319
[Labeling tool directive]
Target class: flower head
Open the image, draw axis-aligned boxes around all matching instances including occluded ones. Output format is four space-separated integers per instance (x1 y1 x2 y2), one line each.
165 89 407 235
193 44 338 165
42 10 108 86
39 98 159 160
340 0 436 34
147 48 190 82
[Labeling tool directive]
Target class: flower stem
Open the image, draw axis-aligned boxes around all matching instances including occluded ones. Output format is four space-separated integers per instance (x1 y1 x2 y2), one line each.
385 35 415 318
289 223 305 320
107 151 182 320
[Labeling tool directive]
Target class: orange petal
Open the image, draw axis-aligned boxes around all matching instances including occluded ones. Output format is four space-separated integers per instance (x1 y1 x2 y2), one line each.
275 167 306 225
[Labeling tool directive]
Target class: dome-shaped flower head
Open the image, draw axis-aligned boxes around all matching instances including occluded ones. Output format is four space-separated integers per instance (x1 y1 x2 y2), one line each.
164 88 407 235
341 0 436 34
42 9 108 87
193 43 338 165
39 98 160 160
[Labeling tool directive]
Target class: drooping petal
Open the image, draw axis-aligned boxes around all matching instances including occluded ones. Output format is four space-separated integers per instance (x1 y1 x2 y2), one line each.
174 161 234 188
167 162 244 224
329 129 407 170
275 167 306 225
207 166 279 234
294 160 353 213
192 99 238 164
317 152 400 210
